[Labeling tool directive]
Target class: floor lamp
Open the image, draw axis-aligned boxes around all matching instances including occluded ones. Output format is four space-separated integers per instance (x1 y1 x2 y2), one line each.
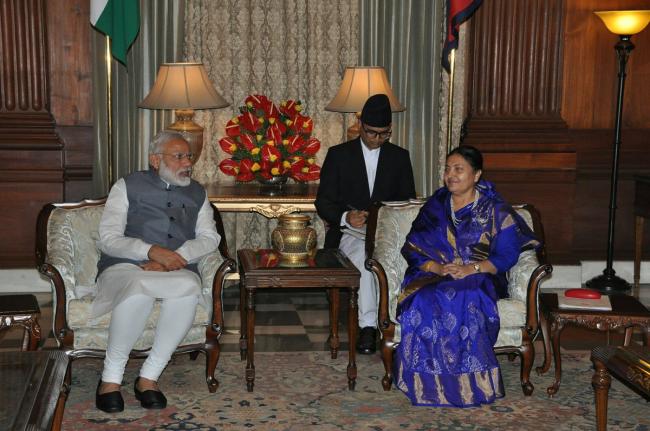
586 10 650 293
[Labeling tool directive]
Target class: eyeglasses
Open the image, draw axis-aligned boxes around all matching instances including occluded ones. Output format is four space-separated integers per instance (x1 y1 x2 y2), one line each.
362 125 392 140
156 152 195 161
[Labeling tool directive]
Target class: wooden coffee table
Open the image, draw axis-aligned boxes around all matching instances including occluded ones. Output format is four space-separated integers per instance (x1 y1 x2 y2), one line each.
537 292 650 396
237 248 360 392
591 345 650 431
0 350 70 431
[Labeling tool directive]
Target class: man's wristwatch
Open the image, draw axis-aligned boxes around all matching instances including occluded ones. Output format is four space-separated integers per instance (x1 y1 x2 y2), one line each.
473 263 481 273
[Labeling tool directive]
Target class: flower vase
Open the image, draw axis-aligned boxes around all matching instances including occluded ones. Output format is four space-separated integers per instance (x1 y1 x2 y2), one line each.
257 175 288 187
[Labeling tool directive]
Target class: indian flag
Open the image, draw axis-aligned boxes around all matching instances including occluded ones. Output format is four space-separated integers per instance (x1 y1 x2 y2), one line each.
90 0 140 65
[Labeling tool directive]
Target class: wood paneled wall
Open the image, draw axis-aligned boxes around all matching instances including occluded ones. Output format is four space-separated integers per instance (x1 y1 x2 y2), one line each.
463 0 650 264
562 0 650 129
0 0 92 267
463 0 576 262
46 0 93 202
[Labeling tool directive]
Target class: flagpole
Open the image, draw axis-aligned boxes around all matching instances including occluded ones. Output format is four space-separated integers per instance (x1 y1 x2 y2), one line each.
105 35 114 187
446 49 456 154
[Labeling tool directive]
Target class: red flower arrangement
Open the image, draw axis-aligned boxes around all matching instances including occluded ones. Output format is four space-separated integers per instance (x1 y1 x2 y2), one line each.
218 94 321 183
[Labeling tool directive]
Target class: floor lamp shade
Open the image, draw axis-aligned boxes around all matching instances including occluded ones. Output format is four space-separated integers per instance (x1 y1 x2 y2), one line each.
586 10 650 293
594 10 650 35
139 63 230 162
325 66 405 140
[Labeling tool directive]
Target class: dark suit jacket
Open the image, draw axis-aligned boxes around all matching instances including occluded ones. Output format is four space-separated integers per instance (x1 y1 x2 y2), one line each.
315 138 416 248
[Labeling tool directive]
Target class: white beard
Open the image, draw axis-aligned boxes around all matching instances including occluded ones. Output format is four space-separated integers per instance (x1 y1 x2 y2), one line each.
158 159 191 186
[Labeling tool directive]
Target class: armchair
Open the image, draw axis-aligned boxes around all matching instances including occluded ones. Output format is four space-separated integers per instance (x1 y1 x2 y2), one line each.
35 198 236 392
365 201 552 395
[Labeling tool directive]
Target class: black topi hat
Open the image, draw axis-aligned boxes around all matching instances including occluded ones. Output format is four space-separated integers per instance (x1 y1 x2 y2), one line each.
360 94 391 127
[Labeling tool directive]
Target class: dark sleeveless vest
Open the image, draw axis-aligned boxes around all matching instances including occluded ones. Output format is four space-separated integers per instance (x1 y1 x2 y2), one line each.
97 170 206 276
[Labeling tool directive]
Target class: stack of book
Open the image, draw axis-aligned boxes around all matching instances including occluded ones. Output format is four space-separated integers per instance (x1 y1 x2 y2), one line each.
557 290 612 311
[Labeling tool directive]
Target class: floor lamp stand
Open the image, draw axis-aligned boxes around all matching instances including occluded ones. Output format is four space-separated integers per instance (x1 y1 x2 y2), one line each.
586 36 634 294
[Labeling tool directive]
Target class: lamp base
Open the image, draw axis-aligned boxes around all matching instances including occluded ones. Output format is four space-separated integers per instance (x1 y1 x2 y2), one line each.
585 270 630 294
346 113 361 141
168 109 204 163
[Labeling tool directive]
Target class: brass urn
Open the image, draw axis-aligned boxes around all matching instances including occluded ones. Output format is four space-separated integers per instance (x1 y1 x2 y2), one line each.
271 214 317 265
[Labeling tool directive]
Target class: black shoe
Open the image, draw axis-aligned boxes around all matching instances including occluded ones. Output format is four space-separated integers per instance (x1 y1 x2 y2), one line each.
356 327 377 355
134 377 167 409
95 380 124 413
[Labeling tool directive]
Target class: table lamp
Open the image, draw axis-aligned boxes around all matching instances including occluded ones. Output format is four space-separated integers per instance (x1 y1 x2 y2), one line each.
325 66 405 141
586 10 650 293
139 62 230 162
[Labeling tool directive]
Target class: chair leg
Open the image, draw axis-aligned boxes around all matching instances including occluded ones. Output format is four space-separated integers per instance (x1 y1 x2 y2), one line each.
380 338 394 391
206 345 220 393
520 341 535 396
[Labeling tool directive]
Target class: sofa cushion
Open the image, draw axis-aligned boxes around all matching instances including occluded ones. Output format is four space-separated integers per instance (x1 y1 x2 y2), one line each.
72 324 208 351
67 296 211 329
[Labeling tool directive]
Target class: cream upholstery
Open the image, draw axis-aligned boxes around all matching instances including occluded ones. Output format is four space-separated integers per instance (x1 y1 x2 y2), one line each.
36 198 236 392
366 201 552 395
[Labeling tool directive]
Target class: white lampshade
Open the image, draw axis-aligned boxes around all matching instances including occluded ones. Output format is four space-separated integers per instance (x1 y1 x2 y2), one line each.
325 66 405 113
594 10 650 36
139 63 229 163
139 62 230 109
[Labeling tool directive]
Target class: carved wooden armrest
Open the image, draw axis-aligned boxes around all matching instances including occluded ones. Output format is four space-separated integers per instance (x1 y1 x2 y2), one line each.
208 257 236 338
365 257 396 331
525 263 553 336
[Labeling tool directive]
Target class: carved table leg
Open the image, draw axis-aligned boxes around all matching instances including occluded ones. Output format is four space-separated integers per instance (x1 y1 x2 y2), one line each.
18 317 41 351
239 280 247 360
51 367 71 431
328 288 340 359
623 326 633 346
347 287 358 390
536 311 552 375
245 288 256 392
591 357 611 431
547 317 565 396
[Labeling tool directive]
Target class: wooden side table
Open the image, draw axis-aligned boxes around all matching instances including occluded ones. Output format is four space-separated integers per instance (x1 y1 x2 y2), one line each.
237 248 360 392
0 294 41 351
633 175 650 289
0 350 70 431
537 292 650 396
591 345 650 431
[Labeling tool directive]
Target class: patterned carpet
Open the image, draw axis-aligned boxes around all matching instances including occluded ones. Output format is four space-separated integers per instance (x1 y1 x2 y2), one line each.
61 350 650 431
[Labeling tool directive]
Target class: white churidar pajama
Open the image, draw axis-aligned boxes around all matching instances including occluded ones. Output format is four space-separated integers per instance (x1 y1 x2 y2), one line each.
92 178 220 384
339 140 380 329
101 293 199 384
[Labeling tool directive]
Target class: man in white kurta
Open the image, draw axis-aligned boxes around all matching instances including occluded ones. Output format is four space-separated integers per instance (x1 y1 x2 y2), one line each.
93 131 220 413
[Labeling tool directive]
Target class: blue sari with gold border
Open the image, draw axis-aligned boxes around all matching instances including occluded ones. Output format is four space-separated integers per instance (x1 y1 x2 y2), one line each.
394 180 539 407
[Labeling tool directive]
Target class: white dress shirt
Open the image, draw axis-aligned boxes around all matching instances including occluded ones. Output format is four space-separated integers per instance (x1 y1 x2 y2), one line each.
340 138 381 228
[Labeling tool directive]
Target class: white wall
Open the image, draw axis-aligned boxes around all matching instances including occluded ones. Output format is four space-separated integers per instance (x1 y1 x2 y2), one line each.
0 269 52 293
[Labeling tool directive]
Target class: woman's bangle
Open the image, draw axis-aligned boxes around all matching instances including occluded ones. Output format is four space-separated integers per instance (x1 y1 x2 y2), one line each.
422 260 437 274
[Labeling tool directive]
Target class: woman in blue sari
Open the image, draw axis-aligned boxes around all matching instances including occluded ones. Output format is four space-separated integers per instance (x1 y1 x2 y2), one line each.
394 146 539 407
